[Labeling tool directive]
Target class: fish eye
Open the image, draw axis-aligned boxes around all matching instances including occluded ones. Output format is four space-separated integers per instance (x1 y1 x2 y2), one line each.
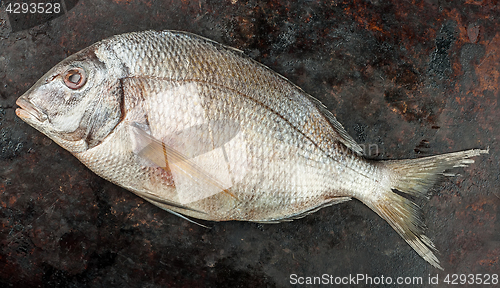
63 67 87 90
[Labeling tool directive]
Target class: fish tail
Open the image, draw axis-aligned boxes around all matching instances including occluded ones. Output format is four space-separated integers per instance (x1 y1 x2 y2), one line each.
364 149 488 270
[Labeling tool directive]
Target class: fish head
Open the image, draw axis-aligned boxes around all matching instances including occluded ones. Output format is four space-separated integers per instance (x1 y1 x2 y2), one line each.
16 45 125 153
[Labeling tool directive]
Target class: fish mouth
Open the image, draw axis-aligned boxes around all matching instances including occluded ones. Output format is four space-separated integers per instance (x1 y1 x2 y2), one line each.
15 97 47 123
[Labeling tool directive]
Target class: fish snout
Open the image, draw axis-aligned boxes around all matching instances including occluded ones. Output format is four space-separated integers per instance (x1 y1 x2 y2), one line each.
15 96 48 122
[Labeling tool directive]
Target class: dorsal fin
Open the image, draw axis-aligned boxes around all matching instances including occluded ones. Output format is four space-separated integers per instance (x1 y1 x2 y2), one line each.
307 95 364 155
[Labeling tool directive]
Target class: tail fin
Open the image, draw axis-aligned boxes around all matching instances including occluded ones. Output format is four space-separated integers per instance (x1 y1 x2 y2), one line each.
364 149 488 270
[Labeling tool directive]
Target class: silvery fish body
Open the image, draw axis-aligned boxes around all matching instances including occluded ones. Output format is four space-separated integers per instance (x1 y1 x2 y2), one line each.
16 30 487 269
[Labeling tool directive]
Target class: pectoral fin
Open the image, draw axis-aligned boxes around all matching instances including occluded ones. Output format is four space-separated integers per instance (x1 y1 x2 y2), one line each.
129 123 237 204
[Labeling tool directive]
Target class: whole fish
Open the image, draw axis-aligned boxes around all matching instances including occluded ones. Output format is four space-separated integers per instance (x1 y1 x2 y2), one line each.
16 30 487 269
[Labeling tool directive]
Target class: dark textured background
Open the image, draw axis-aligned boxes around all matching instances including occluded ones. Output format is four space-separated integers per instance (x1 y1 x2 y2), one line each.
1 0 499 287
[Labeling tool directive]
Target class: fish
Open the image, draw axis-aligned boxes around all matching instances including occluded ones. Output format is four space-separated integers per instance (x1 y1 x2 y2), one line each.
15 30 488 269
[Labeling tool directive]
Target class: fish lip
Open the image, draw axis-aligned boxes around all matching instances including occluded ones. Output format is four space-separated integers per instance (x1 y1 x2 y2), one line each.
15 97 47 123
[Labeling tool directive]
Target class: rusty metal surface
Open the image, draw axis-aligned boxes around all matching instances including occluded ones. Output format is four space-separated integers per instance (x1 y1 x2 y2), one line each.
0 0 498 287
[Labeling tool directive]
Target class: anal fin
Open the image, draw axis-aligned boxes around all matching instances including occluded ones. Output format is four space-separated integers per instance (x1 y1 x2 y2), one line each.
257 197 351 223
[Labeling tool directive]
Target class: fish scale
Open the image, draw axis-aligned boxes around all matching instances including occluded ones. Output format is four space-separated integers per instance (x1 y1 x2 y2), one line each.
15 30 488 269
124 76 336 210
108 31 351 161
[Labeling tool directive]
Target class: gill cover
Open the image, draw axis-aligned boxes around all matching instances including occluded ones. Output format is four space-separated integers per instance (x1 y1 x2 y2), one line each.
17 46 124 152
